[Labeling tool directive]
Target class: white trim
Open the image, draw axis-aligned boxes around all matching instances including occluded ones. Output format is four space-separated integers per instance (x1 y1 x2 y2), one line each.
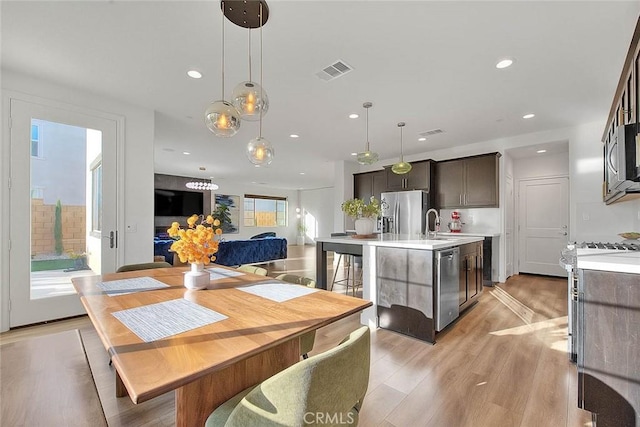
0 90 125 331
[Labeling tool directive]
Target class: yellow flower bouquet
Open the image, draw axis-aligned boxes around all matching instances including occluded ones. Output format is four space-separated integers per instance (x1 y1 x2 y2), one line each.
167 214 223 265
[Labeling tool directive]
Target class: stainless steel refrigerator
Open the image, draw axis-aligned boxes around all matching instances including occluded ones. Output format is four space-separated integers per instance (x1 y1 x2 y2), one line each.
380 190 431 237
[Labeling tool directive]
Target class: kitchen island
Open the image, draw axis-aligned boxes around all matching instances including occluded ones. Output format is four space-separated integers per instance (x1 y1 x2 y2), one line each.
316 233 484 343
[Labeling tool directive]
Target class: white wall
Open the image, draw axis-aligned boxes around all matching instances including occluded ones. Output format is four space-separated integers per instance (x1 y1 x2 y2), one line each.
192 179 300 242
333 160 359 233
569 121 640 242
513 151 569 180
1 70 154 331
300 187 334 243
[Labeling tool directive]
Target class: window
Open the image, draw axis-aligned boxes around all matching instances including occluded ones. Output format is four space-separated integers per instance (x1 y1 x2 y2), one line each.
243 194 287 227
31 123 42 158
91 163 102 233
30 187 44 199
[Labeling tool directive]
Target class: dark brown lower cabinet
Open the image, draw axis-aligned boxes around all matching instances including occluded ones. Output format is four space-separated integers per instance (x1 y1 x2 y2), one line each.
458 242 482 311
578 269 640 426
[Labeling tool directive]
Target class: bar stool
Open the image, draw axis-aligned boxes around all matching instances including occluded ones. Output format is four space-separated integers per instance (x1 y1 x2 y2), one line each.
329 233 362 296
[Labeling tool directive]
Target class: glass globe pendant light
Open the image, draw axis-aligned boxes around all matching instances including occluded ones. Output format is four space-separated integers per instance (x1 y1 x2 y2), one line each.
232 28 269 121
204 1 241 137
356 102 379 165
391 122 412 175
246 2 274 166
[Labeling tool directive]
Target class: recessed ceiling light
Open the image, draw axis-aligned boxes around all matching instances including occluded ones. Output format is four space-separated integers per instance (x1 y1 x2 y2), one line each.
495 58 514 69
289 134 299 138
537 149 547 154
187 70 202 79
182 151 191 155
163 148 175 152
523 113 535 119
418 137 426 142
349 113 359 119
299 172 305 175
351 152 357 156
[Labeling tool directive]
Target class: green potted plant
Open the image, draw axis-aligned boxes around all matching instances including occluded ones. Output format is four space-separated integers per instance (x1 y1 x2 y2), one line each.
341 196 382 235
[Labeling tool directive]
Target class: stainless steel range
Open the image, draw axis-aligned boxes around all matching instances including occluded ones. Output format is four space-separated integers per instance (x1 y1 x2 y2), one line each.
560 241 640 362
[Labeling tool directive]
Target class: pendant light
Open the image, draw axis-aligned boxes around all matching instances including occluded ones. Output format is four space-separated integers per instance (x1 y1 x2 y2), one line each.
391 122 412 174
356 102 378 165
246 2 274 166
232 26 269 121
204 1 241 137
186 181 219 191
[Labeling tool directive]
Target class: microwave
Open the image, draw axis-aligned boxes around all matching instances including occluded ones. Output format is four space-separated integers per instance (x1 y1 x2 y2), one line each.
605 124 640 194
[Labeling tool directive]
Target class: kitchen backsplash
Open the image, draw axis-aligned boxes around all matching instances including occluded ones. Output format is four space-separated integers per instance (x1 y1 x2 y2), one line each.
439 208 500 234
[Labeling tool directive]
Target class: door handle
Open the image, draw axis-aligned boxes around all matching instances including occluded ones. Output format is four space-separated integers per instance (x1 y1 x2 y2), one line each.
559 231 568 236
110 231 115 248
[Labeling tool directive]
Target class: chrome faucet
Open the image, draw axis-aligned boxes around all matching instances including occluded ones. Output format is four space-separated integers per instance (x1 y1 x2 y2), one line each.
425 209 441 239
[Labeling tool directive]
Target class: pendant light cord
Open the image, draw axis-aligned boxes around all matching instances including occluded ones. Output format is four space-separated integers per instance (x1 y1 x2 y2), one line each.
221 1 226 99
259 2 264 138
248 26 252 82
365 106 369 151
400 125 404 161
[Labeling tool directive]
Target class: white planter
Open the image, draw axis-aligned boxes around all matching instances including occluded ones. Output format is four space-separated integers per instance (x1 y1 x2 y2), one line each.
354 218 375 235
184 263 209 290
296 236 305 246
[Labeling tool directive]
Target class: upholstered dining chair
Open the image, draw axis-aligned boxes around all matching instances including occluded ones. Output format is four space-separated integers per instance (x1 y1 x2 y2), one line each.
205 326 371 427
236 265 268 276
275 273 317 358
115 261 172 273
275 273 316 288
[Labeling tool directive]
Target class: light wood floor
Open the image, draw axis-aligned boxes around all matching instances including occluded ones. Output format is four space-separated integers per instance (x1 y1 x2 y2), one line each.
0 245 592 426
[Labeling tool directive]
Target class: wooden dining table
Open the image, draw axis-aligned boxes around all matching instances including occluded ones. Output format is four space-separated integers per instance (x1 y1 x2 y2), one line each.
72 266 371 427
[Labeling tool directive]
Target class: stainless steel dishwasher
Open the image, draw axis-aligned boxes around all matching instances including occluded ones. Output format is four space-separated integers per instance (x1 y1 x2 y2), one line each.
435 247 460 331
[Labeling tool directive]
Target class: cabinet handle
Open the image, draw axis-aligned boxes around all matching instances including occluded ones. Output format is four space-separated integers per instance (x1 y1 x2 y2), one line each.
464 193 467 205
459 194 462 205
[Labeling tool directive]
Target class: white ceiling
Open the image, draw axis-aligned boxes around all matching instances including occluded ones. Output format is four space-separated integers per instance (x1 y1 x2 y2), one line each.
2 1 639 190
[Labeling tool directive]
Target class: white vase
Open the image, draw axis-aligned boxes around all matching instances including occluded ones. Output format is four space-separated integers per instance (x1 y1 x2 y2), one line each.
184 263 209 290
354 218 375 235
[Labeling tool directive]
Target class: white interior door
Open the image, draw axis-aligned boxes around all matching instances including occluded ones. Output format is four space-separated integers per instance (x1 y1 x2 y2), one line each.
9 98 119 327
517 177 568 277
505 174 514 279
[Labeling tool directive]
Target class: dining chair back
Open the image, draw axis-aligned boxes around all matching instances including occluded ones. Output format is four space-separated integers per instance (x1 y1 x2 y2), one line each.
115 261 172 273
236 265 268 276
205 326 371 427
275 273 317 358
275 273 316 288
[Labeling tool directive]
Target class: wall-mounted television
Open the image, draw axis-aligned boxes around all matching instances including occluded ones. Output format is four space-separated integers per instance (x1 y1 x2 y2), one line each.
154 189 204 217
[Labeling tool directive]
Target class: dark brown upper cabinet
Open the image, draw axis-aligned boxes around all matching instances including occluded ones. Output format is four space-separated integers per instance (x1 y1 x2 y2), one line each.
435 153 500 208
353 170 386 201
384 160 434 192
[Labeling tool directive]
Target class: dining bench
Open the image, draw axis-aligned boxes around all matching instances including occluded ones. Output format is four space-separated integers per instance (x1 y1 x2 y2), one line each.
0 329 107 426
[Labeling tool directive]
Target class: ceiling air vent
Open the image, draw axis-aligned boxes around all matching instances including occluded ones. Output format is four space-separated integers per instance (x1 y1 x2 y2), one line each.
315 60 353 81
418 129 445 138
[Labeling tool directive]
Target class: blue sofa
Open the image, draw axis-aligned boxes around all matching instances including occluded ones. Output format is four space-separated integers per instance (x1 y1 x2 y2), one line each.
154 235 287 266
215 237 288 266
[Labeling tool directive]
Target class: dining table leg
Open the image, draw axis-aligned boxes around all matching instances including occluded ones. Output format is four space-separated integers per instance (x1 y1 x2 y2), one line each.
174 338 300 427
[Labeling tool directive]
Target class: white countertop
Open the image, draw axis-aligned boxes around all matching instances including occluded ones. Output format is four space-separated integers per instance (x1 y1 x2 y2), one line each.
577 250 640 275
316 233 484 250
437 232 501 238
